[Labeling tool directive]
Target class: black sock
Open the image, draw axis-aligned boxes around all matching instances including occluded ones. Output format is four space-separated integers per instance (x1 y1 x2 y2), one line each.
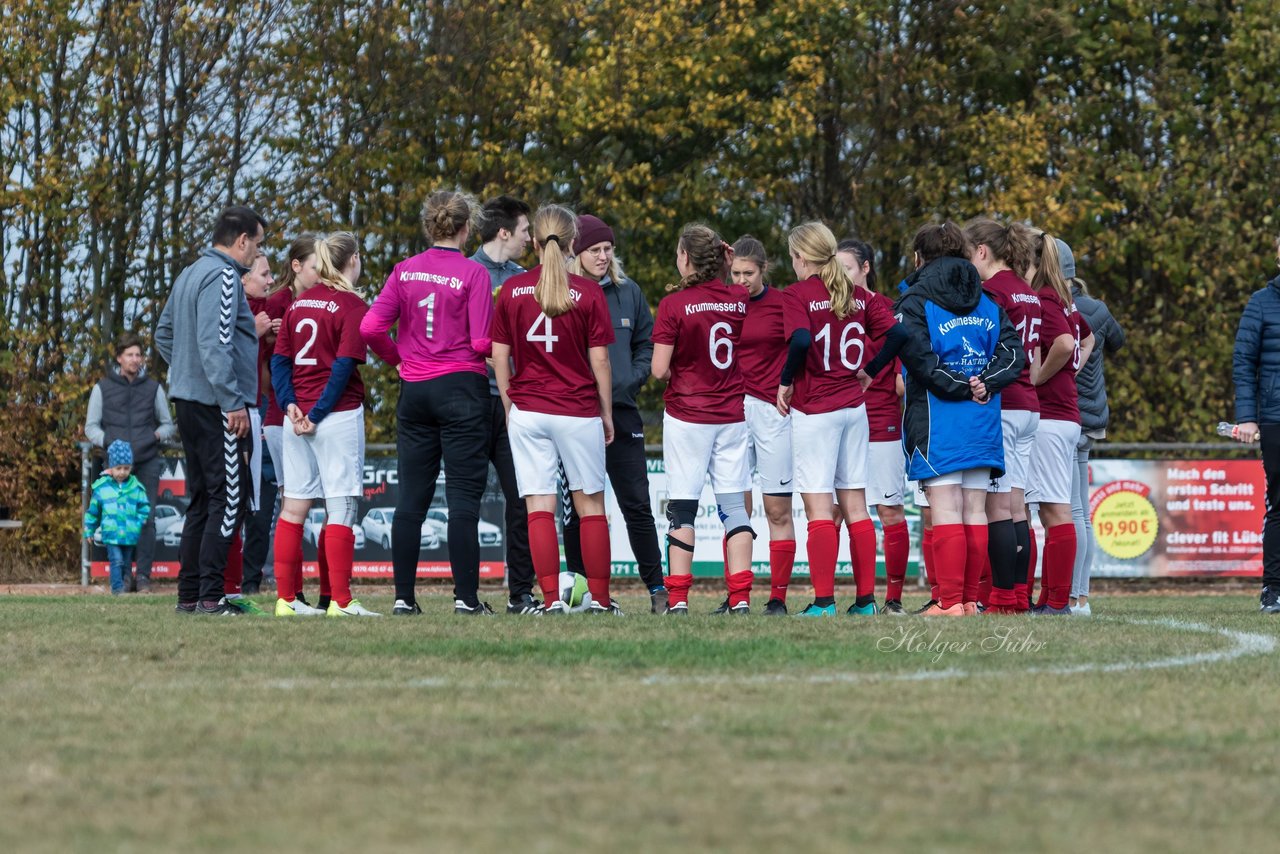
988 519 1017 590
854 594 876 607
815 595 835 607
317 595 331 611
1013 521 1030 587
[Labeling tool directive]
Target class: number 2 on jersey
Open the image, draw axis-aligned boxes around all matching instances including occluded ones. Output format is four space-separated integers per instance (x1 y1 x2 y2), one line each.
526 312 559 352
294 318 319 366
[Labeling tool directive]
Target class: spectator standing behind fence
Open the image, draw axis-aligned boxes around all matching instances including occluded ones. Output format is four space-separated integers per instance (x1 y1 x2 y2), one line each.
1063 240 1125 617
156 205 265 616
83 441 151 595
1232 233 1280 615
84 333 176 592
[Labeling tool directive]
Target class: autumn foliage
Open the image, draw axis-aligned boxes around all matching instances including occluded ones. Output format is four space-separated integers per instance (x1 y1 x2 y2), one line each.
3 0 1278 572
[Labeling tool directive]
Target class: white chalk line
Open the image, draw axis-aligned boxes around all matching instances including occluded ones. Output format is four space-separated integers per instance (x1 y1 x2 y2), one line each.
259 617 1276 691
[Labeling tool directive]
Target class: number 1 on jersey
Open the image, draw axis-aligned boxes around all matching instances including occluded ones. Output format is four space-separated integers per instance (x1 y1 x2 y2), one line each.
526 312 559 352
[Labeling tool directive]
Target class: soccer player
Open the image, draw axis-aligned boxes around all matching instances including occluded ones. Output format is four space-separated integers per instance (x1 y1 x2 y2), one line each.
883 221 1023 616
837 238 911 615
731 235 795 616
490 205 620 615
651 224 754 615
1027 231 1095 615
777 223 897 617
271 232 378 617
360 191 495 616
964 218 1041 613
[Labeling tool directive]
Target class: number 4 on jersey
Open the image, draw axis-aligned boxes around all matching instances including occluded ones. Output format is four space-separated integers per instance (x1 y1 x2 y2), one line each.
526 312 559 352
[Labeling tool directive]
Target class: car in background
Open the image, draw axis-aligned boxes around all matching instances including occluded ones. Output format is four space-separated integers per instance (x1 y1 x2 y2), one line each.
360 507 439 550
304 508 367 549
424 507 502 547
152 503 184 545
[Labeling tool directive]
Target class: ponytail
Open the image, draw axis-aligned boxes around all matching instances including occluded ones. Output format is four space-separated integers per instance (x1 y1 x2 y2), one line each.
532 205 577 317
790 222 853 318
963 217 1034 279
1031 230 1073 307
313 236 354 293
669 224 730 292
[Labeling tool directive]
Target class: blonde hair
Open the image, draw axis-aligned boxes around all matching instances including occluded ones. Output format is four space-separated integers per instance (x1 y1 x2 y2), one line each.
422 190 475 243
314 234 355 293
532 205 577 317
789 222 854 318
569 250 627 284
1031 230 1073 307
668 224 730 292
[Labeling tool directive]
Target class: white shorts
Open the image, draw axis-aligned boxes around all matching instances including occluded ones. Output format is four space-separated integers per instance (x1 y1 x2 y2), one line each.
792 405 869 493
924 467 991 491
264 424 284 489
249 409 263 512
909 480 929 508
866 440 906 507
508 404 606 497
745 396 793 494
1026 418 1081 505
989 410 1040 494
663 413 751 499
282 406 365 500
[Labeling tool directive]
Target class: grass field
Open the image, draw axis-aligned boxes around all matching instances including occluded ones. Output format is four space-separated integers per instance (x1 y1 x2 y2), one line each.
3 586 1280 853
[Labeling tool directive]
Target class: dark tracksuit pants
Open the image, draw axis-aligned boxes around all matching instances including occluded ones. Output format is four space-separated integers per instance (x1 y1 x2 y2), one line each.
487 394 535 600
1262 424 1280 589
174 400 252 603
393 372 491 606
562 407 663 589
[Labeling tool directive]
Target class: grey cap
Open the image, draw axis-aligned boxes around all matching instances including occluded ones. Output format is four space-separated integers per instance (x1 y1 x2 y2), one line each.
1055 238 1076 279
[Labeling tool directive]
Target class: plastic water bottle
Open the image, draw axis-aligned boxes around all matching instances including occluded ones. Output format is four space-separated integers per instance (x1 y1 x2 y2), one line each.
1217 421 1239 439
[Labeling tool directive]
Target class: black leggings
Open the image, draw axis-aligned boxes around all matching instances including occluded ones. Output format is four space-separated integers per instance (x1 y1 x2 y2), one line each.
392 372 491 605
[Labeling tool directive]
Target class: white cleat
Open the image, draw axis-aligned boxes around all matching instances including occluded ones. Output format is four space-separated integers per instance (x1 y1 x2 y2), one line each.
276 597 326 617
326 599 382 617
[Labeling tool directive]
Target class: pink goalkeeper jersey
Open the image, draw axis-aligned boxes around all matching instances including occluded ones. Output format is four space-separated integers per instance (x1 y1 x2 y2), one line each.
359 247 494 381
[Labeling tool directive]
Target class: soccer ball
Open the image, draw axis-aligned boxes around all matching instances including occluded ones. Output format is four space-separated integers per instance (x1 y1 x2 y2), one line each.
558 571 593 612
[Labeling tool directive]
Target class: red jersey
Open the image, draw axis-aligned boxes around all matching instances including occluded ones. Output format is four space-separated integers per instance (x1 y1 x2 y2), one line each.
489 267 615 418
1035 287 1089 422
652 279 749 424
983 269 1041 413
863 292 903 442
782 277 896 415
738 286 794 403
262 288 293 426
274 283 368 414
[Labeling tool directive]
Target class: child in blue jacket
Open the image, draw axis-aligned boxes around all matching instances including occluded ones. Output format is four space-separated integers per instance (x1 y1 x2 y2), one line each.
84 440 152 594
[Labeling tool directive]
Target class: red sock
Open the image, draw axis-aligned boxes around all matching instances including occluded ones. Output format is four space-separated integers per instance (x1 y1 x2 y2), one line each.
322 525 355 607
1013 525 1032 611
769 539 796 602
963 525 988 605
224 531 243 595
847 518 877 599
579 515 612 606
922 527 938 601
883 522 909 602
806 520 838 598
977 554 992 608
317 528 331 601
274 520 303 602
931 524 966 608
1044 524 1077 610
527 511 562 605
667 573 693 607
727 570 753 607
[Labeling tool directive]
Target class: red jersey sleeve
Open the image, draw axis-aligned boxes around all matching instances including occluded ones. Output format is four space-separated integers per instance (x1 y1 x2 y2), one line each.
1078 311 1093 340
782 286 809 338
490 285 512 346
274 308 295 358
652 296 678 345
337 297 369 362
587 286 615 349
865 289 897 338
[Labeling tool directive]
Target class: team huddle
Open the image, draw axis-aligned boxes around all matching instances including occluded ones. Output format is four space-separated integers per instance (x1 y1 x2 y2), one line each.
157 197 1094 618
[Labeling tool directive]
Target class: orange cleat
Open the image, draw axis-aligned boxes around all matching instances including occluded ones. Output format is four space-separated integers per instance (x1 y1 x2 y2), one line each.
920 602 965 617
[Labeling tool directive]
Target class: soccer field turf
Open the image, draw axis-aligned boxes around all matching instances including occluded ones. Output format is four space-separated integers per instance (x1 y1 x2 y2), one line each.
3 590 1279 853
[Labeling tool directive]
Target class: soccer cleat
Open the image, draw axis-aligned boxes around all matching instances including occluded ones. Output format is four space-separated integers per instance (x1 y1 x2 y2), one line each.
1031 604 1072 616
506 593 544 615
962 602 979 616
543 600 569 615
882 599 905 616
711 600 749 615
227 597 268 616
175 601 197 615
327 599 382 617
763 598 788 617
846 600 879 616
919 602 965 617
650 588 670 615
455 599 496 616
135 577 151 593
1261 587 1280 614
588 600 626 616
195 598 243 616
295 591 314 608
795 602 837 617
1071 601 1092 617
391 599 422 616
711 598 731 615
984 604 1020 615
275 597 326 617
912 599 940 615
666 602 689 616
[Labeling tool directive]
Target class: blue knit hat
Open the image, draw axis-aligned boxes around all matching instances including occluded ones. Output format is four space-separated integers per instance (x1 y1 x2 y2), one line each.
107 440 133 468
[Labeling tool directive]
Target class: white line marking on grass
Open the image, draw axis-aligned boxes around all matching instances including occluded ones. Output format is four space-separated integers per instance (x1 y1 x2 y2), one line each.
636 618 1277 687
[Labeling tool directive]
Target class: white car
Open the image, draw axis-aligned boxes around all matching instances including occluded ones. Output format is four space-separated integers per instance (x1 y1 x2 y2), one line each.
304 508 367 549
360 507 440 550
152 504 184 544
424 508 502 547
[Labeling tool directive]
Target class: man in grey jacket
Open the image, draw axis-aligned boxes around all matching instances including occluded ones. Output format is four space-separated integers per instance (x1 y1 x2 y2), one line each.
84 332 177 590
156 205 265 615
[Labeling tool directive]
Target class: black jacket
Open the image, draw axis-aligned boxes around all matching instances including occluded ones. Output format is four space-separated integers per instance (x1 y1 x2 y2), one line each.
595 274 654 410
